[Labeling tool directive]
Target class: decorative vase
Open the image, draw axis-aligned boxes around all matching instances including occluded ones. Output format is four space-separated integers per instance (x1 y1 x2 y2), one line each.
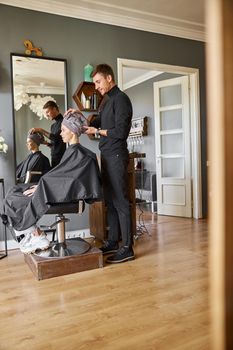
84 64 94 82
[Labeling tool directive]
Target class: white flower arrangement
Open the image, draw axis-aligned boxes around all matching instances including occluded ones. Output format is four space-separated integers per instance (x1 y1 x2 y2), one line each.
14 85 56 119
0 135 8 153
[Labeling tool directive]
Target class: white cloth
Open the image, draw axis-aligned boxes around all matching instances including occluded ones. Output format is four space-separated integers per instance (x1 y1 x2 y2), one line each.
14 225 37 237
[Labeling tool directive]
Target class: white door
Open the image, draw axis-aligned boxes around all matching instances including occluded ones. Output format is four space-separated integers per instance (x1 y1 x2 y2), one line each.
154 76 192 217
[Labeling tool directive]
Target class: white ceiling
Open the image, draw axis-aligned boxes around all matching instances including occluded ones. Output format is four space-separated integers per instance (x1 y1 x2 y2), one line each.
123 67 163 90
0 0 205 41
12 56 65 94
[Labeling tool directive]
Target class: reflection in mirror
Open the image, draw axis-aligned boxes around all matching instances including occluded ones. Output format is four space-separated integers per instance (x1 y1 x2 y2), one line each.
11 54 67 177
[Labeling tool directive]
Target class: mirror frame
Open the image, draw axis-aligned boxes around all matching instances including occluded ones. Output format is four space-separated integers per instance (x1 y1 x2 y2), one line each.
10 53 68 184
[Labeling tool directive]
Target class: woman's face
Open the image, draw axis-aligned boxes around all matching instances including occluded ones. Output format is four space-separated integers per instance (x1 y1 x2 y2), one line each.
26 138 37 151
60 124 73 143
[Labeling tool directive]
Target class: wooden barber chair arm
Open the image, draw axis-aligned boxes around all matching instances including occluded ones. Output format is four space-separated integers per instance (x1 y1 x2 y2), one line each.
25 170 43 184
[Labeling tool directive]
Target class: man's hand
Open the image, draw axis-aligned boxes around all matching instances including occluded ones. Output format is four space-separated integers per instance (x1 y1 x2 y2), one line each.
23 185 38 197
83 126 97 135
83 127 107 137
29 127 50 139
64 108 81 116
29 127 44 134
43 140 52 148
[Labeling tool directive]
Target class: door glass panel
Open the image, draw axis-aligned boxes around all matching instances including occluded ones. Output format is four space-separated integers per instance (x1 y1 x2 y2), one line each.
159 84 181 107
161 133 183 154
160 109 182 131
162 158 184 178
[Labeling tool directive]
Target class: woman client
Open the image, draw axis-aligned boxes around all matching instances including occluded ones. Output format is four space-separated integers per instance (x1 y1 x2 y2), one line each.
16 131 51 183
2 112 102 254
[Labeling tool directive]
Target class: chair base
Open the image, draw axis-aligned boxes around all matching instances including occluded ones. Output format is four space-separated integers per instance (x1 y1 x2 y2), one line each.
35 238 91 258
24 244 103 280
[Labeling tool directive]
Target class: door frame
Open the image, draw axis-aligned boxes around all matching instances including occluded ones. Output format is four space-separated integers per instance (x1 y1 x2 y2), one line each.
117 58 202 218
154 76 192 217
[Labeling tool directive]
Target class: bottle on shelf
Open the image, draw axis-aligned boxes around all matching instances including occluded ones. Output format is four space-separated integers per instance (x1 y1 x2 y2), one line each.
85 96 91 109
92 91 97 110
81 92 86 108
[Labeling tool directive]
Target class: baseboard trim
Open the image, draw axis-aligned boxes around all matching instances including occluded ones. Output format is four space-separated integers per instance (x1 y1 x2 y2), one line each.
0 228 91 252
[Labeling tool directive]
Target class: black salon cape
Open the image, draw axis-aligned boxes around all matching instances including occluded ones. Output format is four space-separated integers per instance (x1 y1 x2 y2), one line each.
16 151 51 183
4 144 102 231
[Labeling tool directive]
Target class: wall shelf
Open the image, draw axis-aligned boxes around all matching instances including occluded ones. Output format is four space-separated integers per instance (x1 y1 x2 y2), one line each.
72 81 102 111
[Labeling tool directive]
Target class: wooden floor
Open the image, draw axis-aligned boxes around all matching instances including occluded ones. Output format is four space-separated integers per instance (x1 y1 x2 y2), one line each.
0 210 210 350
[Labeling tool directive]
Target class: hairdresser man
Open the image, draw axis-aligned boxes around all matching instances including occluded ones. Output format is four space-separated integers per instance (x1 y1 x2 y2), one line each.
30 101 66 168
84 63 134 264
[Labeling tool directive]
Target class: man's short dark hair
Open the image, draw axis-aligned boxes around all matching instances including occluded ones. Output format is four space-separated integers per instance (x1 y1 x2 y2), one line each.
91 64 115 81
43 100 59 110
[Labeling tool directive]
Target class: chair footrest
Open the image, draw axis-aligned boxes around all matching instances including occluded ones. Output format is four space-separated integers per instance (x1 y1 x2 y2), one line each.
34 238 91 258
42 228 57 241
24 245 103 280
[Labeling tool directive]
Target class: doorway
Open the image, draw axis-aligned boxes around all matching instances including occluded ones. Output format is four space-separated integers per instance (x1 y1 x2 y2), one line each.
117 58 202 218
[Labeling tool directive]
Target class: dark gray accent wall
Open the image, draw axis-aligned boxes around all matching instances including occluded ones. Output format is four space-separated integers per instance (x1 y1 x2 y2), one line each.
0 4 207 240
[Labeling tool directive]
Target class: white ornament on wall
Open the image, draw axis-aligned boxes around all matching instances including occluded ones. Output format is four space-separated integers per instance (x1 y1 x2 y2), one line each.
13 85 56 119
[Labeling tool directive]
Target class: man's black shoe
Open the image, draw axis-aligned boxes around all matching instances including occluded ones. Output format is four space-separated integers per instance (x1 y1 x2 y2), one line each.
106 246 135 263
99 240 119 255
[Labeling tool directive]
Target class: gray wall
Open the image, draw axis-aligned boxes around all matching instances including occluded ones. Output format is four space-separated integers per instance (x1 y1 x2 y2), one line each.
0 4 207 240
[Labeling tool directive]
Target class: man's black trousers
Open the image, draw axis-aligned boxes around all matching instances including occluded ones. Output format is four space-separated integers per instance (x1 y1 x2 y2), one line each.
101 154 132 247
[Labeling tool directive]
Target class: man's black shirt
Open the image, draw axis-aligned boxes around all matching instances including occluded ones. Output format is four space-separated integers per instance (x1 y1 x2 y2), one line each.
91 85 133 156
49 113 66 167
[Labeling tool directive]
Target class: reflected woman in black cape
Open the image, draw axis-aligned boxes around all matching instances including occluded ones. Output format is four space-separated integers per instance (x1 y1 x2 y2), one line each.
16 131 51 183
2 112 102 254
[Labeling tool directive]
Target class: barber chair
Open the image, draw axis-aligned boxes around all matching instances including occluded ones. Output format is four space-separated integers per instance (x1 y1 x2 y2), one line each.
24 170 91 258
21 171 103 279
24 170 42 184
35 200 91 258
24 199 103 280
16 170 43 184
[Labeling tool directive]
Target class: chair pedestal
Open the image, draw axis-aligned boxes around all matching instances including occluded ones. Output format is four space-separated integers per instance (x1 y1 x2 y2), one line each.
40 212 92 258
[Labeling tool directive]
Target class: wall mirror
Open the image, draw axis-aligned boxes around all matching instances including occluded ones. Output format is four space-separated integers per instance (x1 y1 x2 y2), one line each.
10 53 67 175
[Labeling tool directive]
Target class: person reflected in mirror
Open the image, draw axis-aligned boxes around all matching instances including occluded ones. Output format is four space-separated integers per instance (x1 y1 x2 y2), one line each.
82 63 134 264
1 111 102 254
29 101 66 168
16 131 51 183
